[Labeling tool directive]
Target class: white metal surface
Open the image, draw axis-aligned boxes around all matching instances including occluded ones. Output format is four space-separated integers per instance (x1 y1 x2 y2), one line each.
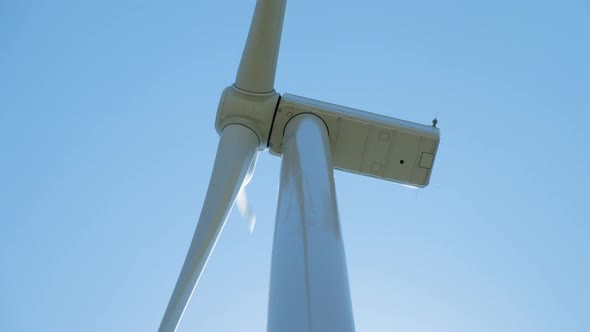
216 0 286 148
158 124 259 332
267 114 355 332
270 94 440 187
216 85 280 149
235 0 287 94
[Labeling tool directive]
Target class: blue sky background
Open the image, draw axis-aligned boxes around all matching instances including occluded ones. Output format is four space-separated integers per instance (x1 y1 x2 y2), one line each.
1 0 589 331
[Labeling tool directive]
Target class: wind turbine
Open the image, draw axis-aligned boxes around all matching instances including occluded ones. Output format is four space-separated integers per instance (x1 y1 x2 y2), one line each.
158 1 440 331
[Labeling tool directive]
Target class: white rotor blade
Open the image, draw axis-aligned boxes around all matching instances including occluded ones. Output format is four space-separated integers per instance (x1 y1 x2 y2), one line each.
158 124 259 332
236 187 256 233
235 0 287 93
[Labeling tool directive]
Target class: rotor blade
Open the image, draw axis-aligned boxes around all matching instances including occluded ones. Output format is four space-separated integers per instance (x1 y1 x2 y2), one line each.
237 152 257 233
158 124 259 332
235 0 287 93
236 187 256 233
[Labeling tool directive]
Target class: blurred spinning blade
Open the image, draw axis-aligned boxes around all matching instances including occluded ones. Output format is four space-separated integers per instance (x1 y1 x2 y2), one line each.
236 187 256 233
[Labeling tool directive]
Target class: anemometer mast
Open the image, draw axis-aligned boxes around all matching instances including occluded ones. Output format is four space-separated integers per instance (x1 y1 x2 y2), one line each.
158 1 440 331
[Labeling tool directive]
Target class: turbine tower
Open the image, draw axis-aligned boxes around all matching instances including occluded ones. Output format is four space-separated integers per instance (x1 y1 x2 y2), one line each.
158 1 440 331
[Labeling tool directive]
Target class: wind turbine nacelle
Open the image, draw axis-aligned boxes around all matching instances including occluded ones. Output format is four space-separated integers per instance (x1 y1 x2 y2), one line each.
269 94 440 188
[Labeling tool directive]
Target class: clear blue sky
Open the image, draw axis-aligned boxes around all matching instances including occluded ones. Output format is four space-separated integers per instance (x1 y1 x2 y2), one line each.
1 1 589 331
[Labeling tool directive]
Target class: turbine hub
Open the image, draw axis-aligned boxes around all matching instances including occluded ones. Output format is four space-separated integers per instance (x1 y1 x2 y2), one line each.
216 85 280 149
